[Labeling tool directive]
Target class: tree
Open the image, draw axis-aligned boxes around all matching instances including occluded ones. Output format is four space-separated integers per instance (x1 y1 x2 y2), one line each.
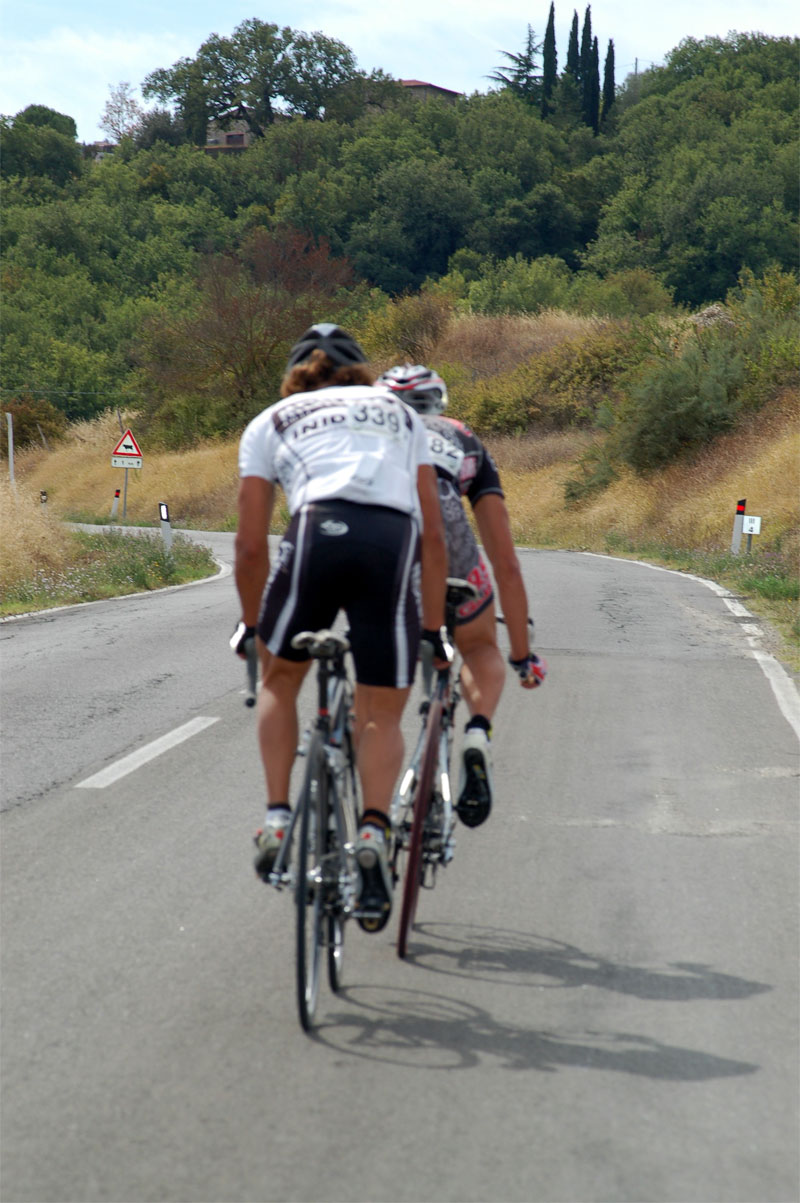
580 8 595 125
542 3 558 117
100 82 144 141
488 25 543 107
134 228 359 440
278 31 358 119
0 116 81 184
347 156 476 292
588 38 601 133
322 70 409 124
601 40 616 125
133 109 187 150
566 11 580 82
14 105 77 139
585 35 799 304
0 394 67 455
143 20 360 137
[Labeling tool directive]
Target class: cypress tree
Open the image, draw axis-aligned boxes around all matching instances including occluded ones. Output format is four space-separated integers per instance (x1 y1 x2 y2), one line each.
588 36 601 132
566 10 580 81
580 6 593 123
601 39 616 124
542 2 558 116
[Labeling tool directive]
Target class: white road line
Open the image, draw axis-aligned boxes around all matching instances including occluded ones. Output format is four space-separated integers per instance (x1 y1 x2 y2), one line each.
75 717 220 789
581 552 800 744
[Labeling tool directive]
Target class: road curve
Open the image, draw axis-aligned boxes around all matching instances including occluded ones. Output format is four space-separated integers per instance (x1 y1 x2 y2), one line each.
1 536 798 1202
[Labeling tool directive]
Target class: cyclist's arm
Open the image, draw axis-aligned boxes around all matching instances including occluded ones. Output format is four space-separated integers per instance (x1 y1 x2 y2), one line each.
472 492 531 661
416 463 447 632
235 476 274 627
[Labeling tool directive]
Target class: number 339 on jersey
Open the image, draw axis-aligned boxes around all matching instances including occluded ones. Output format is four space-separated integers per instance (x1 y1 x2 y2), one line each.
346 399 406 441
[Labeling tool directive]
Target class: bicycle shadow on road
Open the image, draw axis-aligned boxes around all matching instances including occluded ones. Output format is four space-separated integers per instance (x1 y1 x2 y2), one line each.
313 923 768 1076
314 982 760 1078
402 922 772 1002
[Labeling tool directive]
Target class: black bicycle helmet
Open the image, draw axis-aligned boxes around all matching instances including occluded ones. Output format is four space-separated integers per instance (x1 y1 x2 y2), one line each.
377 364 448 414
286 323 367 370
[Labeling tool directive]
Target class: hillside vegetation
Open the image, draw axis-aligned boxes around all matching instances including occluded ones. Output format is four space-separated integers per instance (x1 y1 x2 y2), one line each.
1 25 798 664
1 31 797 438
6 304 798 669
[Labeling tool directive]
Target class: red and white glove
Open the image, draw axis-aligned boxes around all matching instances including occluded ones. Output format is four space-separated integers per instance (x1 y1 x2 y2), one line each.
509 652 547 689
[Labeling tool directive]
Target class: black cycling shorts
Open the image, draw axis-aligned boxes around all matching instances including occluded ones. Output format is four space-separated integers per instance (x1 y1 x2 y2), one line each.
258 500 421 688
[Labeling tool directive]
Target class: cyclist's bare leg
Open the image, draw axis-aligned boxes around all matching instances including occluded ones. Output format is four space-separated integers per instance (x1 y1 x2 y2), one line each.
455 603 505 722
353 683 411 816
257 646 312 802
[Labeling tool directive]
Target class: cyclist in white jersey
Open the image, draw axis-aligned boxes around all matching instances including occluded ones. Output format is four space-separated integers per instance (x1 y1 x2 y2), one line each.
378 364 547 829
234 325 447 926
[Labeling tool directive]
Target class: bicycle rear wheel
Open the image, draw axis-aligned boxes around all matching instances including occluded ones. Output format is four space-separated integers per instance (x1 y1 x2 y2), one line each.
397 697 442 959
296 735 327 1031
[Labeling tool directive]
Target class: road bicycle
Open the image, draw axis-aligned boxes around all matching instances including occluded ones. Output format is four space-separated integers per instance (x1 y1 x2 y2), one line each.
391 578 478 959
252 629 362 1032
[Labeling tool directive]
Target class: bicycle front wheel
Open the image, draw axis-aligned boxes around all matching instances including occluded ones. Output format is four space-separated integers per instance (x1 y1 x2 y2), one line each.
397 697 442 959
327 911 345 992
296 735 327 1031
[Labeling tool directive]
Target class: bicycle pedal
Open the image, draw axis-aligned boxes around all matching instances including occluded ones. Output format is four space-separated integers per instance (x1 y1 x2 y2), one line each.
357 911 391 933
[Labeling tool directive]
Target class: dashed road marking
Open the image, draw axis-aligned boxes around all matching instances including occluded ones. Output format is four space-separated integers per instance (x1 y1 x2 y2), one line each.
75 717 220 789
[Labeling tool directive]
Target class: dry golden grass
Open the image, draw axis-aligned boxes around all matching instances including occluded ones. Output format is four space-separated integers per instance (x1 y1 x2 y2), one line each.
430 310 598 378
0 477 75 590
16 422 240 528
485 429 598 474
500 390 799 554
13 391 798 555
8 386 798 671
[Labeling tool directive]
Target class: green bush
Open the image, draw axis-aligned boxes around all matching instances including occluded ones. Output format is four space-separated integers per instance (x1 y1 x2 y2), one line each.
0 394 68 455
723 267 800 409
358 292 453 362
569 269 676 317
447 322 649 436
563 440 619 504
464 254 572 315
613 334 745 471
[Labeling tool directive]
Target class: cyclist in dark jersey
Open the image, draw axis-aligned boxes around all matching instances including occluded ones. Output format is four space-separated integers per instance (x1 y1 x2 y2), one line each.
378 364 547 829
234 328 448 925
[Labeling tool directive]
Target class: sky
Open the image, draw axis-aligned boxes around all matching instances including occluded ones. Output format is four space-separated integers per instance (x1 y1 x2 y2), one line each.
2 0 797 143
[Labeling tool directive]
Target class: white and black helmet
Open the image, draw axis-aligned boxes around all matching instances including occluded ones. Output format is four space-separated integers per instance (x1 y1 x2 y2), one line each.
286 323 367 370
377 364 448 414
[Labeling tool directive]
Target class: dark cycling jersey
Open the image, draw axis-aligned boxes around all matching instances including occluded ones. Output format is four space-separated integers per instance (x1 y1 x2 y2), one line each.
419 416 504 624
422 415 504 505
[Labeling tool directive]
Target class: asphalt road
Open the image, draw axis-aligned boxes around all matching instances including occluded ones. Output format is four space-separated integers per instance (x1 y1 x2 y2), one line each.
1 533 798 1203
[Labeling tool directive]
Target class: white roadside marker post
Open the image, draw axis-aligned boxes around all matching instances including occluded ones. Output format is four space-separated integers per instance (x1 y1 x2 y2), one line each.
730 498 746 555
159 502 173 552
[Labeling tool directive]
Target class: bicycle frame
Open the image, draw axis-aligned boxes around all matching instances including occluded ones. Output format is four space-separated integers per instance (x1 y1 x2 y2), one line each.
260 629 359 1031
268 638 357 895
391 649 460 882
393 578 476 958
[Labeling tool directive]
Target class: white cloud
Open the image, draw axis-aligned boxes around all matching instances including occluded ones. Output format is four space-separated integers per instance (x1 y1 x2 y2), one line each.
0 27 193 140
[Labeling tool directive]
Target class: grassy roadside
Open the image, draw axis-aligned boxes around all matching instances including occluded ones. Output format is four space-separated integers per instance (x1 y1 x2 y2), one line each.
3 392 798 672
0 483 218 616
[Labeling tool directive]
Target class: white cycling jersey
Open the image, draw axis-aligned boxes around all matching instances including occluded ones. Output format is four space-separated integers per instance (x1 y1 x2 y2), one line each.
238 384 431 517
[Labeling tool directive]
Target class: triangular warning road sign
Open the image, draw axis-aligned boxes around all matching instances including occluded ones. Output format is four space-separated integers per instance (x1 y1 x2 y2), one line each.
112 429 142 457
